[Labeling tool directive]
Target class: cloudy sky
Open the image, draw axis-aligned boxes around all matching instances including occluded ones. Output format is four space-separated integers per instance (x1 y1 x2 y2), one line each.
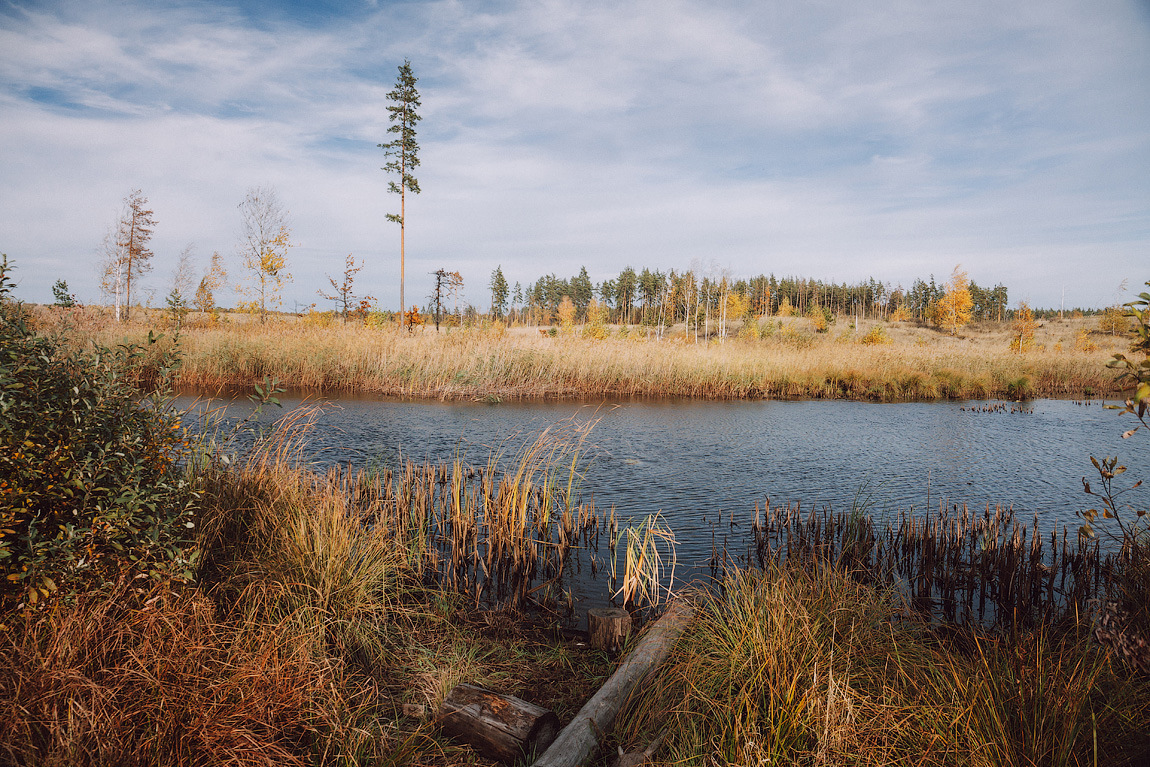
1 0 1148 312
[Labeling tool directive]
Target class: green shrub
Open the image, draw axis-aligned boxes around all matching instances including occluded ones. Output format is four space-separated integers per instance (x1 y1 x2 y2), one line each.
0 257 199 609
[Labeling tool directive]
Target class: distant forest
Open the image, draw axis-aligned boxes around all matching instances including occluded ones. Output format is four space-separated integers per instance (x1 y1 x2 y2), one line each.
461 266 1085 326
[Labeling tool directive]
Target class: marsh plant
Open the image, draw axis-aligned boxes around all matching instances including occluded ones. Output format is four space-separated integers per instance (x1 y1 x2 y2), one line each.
1079 279 1150 672
616 563 1150 766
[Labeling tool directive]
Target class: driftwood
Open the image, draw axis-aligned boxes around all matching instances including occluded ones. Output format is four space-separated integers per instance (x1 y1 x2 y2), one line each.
588 607 633 654
439 683 560 763
532 599 694 767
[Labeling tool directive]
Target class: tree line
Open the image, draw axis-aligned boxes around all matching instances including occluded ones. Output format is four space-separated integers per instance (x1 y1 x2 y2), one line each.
472 264 1012 330
57 60 1098 335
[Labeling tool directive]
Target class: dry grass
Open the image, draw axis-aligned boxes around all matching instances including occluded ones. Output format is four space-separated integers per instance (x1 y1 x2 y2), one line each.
0 579 362 767
39 306 1127 401
0 408 614 766
615 564 1150 766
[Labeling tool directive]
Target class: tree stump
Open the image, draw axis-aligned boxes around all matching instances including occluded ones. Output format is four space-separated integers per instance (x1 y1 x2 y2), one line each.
588 607 633 654
439 683 559 763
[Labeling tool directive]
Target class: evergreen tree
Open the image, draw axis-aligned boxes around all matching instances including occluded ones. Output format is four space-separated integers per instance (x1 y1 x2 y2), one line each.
489 265 509 319
379 60 421 329
52 279 75 308
616 266 637 324
571 266 593 317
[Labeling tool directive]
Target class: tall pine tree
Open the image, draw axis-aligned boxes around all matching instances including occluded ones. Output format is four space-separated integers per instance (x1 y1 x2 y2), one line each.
490 265 509 320
379 60 422 330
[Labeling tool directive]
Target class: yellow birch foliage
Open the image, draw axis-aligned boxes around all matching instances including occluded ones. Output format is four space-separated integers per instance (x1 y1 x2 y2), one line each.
557 296 576 333
584 298 609 340
726 292 750 322
930 265 973 333
1011 301 1037 352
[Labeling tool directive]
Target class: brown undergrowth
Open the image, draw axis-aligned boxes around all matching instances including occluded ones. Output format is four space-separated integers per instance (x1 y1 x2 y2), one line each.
0 411 613 766
0 580 351 767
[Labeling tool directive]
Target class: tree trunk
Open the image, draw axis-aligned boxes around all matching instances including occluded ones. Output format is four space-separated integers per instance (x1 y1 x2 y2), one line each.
588 607 632 654
532 599 694 767
440 683 560 763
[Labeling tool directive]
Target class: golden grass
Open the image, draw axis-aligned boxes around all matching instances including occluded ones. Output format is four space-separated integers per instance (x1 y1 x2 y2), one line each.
0 411 614 766
42 306 1129 401
615 564 1150 766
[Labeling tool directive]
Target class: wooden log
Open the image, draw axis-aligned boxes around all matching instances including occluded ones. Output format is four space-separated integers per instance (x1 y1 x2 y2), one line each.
532 598 694 767
588 607 633 654
439 683 560 763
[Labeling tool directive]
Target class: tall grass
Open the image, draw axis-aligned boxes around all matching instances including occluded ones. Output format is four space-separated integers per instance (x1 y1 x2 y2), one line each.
46 308 1124 401
0 404 617 765
615 564 1150 766
0 578 386 766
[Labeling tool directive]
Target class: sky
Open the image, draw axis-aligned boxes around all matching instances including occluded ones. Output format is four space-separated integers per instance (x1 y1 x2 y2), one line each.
1 0 1148 312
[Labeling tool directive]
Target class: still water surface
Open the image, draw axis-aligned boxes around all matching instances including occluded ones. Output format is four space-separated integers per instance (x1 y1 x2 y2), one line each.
182 394 1147 571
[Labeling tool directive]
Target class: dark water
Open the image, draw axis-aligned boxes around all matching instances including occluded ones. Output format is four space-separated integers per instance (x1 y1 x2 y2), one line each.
180 393 1147 571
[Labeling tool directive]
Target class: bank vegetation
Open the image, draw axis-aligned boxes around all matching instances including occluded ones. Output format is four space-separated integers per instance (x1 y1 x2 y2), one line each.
31 304 1128 401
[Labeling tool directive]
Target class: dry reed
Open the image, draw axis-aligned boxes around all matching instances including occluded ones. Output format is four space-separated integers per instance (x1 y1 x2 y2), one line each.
0 579 363 767
44 307 1125 401
738 499 1110 632
615 564 1150 766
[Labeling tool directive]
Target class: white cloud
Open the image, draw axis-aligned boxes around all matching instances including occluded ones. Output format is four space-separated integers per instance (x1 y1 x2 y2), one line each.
0 0 1147 310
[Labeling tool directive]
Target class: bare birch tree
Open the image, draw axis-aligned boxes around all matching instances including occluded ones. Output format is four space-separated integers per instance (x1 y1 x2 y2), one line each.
100 190 156 322
319 254 364 323
194 251 227 314
236 186 293 323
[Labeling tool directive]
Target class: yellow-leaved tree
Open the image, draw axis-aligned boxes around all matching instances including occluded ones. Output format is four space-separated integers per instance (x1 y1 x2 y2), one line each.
1011 301 1037 352
930 265 973 334
557 295 576 334
236 186 293 323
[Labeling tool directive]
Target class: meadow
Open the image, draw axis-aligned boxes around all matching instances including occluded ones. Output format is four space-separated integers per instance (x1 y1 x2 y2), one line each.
34 304 1128 401
5 286 1150 765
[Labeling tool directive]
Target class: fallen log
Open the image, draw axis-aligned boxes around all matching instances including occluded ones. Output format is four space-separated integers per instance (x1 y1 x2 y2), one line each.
532 598 694 767
439 683 560 763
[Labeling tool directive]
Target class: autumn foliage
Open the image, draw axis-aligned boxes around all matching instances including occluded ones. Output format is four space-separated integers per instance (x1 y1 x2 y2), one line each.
930 265 973 333
1011 301 1038 352
0 258 199 609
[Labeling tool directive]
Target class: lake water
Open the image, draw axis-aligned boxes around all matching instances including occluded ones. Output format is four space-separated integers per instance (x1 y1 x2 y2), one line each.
180 394 1147 573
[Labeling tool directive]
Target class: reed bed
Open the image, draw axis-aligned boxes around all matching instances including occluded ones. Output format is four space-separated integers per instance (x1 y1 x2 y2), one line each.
44 307 1124 401
734 500 1109 632
333 418 607 611
0 407 618 765
616 564 1150 766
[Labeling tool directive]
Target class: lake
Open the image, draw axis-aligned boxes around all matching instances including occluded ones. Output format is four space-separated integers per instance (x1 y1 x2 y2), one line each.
180 393 1146 574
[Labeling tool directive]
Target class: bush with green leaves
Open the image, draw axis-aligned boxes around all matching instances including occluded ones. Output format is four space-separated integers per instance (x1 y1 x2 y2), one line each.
0 257 199 608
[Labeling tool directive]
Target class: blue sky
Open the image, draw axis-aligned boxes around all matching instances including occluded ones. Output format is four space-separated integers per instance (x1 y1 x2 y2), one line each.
1 0 1148 311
